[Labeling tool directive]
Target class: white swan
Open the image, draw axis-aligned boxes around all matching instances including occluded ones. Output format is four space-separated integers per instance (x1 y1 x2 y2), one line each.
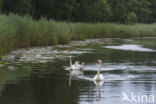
74 61 84 72
93 60 104 81
69 56 84 75
69 56 79 71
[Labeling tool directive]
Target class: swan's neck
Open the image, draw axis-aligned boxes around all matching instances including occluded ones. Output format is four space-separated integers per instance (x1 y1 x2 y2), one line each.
70 58 72 70
97 63 102 75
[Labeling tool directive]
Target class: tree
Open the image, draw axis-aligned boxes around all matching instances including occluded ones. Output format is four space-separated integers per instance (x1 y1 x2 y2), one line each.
71 0 111 22
126 12 138 24
107 0 151 24
0 0 154 23
135 0 151 23
2 0 32 15
0 0 3 12
30 0 77 20
149 0 156 22
91 0 111 22
107 0 127 23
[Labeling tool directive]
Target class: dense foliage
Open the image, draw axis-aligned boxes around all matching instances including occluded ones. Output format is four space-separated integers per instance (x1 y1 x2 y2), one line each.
0 0 156 24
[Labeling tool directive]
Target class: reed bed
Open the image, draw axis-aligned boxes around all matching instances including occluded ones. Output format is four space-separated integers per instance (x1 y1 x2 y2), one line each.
0 14 156 56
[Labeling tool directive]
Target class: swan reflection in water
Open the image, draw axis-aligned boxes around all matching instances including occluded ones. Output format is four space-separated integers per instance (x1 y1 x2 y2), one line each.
94 80 104 101
68 70 72 87
68 69 84 87
68 56 84 87
68 57 104 100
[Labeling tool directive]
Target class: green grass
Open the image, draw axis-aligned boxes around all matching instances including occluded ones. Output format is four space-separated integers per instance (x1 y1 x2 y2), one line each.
0 13 156 57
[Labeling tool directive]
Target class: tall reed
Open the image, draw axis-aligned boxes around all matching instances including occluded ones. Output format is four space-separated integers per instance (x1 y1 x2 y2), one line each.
0 14 156 57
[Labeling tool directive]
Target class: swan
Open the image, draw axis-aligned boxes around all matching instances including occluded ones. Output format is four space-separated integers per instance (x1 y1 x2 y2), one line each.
69 56 79 71
74 61 84 72
93 60 104 81
69 56 84 75
69 56 75 71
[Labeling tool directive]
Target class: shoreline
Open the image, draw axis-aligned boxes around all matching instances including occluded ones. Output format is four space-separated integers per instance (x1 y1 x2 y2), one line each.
1 37 156 63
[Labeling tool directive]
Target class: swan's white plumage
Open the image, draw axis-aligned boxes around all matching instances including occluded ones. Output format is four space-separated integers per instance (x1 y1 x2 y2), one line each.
93 74 104 81
72 61 83 70
69 57 84 76
71 69 83 76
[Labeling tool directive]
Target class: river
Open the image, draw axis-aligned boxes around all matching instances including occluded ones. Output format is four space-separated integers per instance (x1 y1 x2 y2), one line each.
0 38 156 104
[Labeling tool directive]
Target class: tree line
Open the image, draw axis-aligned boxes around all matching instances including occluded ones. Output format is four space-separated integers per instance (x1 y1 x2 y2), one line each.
0 0 156 24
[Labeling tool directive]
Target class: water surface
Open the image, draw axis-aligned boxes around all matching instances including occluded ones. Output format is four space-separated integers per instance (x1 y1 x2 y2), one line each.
0 38 156 104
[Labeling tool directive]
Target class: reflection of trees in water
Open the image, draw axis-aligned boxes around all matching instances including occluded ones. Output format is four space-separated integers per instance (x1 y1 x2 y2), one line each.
76 40 156 65
0 76 81 104
0 61 87 104
0 38 156 104
139 38 156 50
0 64 33 95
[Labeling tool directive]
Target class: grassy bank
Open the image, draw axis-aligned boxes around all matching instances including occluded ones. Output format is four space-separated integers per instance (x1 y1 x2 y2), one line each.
0 14 156 57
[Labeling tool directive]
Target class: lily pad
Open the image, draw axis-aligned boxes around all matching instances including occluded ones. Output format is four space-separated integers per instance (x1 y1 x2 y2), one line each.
0 61 4 64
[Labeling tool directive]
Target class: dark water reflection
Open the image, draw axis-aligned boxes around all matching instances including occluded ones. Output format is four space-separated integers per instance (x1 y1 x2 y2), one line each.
0 38 156 104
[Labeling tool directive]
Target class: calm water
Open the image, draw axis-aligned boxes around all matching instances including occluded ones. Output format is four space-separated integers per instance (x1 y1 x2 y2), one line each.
0 38 156 104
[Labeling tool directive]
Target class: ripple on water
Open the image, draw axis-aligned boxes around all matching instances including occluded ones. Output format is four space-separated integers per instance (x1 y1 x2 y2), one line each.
76 74 140 81
65 62 156 82
104 44 156 52
84 63 156 71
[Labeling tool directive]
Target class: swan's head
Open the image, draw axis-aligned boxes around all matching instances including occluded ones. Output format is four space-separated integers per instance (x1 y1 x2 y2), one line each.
96 60 102 64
